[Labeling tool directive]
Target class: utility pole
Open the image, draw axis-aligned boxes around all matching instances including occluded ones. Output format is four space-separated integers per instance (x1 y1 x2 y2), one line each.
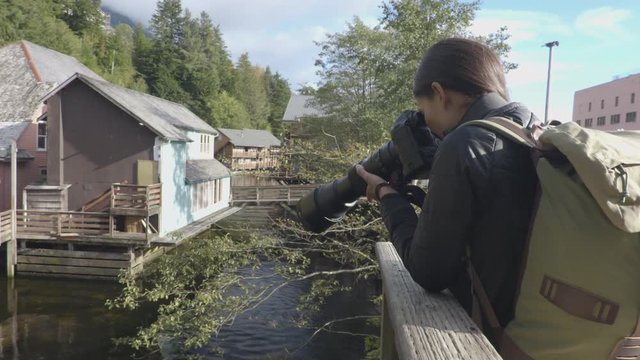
543 41 559 123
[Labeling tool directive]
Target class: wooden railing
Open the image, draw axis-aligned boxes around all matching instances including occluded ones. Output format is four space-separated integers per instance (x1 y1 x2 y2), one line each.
0 210 12 243
231 185 317 204
15 210 111 238
111 183 161 209
376 242 501 360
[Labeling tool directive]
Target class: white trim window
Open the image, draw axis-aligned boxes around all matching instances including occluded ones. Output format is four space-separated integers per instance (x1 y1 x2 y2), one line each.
37 116 47 151
191 179 223 212
200 134 212 154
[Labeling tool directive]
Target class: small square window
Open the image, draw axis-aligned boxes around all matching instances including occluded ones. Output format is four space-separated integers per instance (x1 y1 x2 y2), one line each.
611 114 620 124
626 112 637 123
596 116 606 126
585 118 593 127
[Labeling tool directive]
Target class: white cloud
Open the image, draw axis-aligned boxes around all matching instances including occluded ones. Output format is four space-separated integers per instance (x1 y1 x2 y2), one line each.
471 9 572 45
575 7 632 39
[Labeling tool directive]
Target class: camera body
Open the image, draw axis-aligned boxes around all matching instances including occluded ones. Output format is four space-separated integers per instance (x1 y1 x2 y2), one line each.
296 111 438 233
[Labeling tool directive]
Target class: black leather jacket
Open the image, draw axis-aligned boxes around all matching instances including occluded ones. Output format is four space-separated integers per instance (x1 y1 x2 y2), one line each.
380 93 540 326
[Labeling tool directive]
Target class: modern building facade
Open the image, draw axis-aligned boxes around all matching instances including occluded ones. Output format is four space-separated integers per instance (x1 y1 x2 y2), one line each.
572 73 640 131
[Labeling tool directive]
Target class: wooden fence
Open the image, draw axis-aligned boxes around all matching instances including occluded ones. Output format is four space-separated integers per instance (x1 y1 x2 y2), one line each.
111 183 161 209
0 209 12 244
376 242 501 360
15 210 111 238
231 185 317 204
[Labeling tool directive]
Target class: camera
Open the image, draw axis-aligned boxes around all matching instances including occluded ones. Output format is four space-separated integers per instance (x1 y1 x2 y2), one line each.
296 111 438 233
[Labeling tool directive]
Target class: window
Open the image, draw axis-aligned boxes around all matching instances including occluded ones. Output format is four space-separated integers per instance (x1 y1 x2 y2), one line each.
192 179 224 212
632 93 636 104
200 134 211 154
585 118 593 127
588 102 592 112
615 96 619 107
626 112 637 123
601 99 604 109
37 117 47 151
611 114 621 125
576 120 581 126
596 116 606 126
39 167 47 176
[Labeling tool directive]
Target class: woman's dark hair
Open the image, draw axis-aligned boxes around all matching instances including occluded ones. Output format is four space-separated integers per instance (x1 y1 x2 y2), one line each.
413 38 509 100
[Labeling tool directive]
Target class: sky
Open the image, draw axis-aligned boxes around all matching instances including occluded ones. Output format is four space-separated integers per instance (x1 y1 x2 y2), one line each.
102 0 640 122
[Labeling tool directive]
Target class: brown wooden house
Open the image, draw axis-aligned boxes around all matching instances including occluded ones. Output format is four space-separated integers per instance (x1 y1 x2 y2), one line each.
0 40 104 211
214 128 281 171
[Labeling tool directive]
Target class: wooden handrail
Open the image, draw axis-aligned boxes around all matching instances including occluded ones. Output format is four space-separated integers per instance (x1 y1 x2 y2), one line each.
375 242 501 360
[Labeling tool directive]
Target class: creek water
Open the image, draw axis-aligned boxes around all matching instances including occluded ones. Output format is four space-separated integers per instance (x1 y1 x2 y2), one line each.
0 236 379 359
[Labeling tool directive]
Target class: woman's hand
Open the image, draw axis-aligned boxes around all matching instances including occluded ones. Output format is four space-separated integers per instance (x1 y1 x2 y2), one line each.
355 165 398 201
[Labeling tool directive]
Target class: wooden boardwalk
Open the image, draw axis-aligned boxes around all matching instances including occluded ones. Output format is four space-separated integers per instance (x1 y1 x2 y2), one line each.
152 206 241 246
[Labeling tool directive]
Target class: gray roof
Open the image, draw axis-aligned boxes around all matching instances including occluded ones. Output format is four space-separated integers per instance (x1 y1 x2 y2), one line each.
0 122 31 159
282 95 326 122
44 74 217 141
23 40 102 83
185 159 231 184
0 40 105 150
217 128 281 148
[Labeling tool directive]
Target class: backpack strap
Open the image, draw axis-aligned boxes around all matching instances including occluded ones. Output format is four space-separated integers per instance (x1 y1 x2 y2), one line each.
462 117 545 150
609 315 640 360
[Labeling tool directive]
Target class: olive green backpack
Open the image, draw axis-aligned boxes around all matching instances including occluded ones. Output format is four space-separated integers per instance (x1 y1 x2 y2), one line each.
463 118 640 360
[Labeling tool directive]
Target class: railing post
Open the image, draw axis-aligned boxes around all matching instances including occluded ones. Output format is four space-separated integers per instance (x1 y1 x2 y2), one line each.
110 184 115 209
256 186 260 205
7 141 17 278
56 213 62 236
380 291 399 360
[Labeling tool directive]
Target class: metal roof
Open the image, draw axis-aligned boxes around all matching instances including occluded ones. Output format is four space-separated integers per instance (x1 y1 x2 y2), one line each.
0 122 31 159
43 74 218 141
217 128 281 148
282 94 326 122
185 159 231 184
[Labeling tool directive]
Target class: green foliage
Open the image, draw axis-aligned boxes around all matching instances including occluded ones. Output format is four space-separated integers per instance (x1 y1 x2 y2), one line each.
233 53 272 130
55 0 104 36
210 91 252 129
264 67 291 137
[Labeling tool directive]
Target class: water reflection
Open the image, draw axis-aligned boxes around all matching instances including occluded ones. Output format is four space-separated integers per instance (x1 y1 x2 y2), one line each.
0 251 379 359
0 277 157 360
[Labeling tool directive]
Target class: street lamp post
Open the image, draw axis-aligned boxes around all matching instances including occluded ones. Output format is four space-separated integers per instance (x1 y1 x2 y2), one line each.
543 41 559 123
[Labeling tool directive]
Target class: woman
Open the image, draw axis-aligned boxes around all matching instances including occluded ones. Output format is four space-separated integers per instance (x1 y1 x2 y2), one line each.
356 38 539 328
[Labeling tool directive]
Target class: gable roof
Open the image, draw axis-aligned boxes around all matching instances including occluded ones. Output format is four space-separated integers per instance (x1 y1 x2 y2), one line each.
43 74 217 142
0 41 104 124
217 128 281 148
282 94 326 122
0 122 33 159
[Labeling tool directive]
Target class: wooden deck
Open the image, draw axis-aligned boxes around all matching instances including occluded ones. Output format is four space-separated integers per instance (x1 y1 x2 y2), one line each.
231 184 316 205
152 206 241 246
376 242 501 360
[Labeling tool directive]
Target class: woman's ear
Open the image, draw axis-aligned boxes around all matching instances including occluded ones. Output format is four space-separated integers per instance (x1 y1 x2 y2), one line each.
431 82 447 107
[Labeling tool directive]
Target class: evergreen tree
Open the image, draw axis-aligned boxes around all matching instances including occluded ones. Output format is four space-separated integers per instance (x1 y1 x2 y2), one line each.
147 0 189 103
55 0 104 36
233 53 271 130
210 91 252 129
264 67 291 137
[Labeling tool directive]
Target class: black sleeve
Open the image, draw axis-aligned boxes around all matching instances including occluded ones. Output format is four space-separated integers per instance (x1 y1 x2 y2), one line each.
380 126 496 292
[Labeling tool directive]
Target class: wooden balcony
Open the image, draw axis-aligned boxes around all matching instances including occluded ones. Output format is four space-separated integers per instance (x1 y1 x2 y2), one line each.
376 242 501 359
14 210 151 246
231 184 317 205
110 183 161 216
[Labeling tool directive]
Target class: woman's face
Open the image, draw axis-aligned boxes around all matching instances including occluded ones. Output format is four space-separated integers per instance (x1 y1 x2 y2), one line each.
415 85 473 138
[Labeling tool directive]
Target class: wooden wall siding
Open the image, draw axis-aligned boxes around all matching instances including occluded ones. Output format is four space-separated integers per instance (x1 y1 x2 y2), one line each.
221 144 280 171
0 209 11 243
47 80 156 210
24 187 68 211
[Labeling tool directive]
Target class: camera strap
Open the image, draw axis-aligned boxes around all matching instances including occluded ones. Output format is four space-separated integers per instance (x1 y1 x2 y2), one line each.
401 184 427 208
